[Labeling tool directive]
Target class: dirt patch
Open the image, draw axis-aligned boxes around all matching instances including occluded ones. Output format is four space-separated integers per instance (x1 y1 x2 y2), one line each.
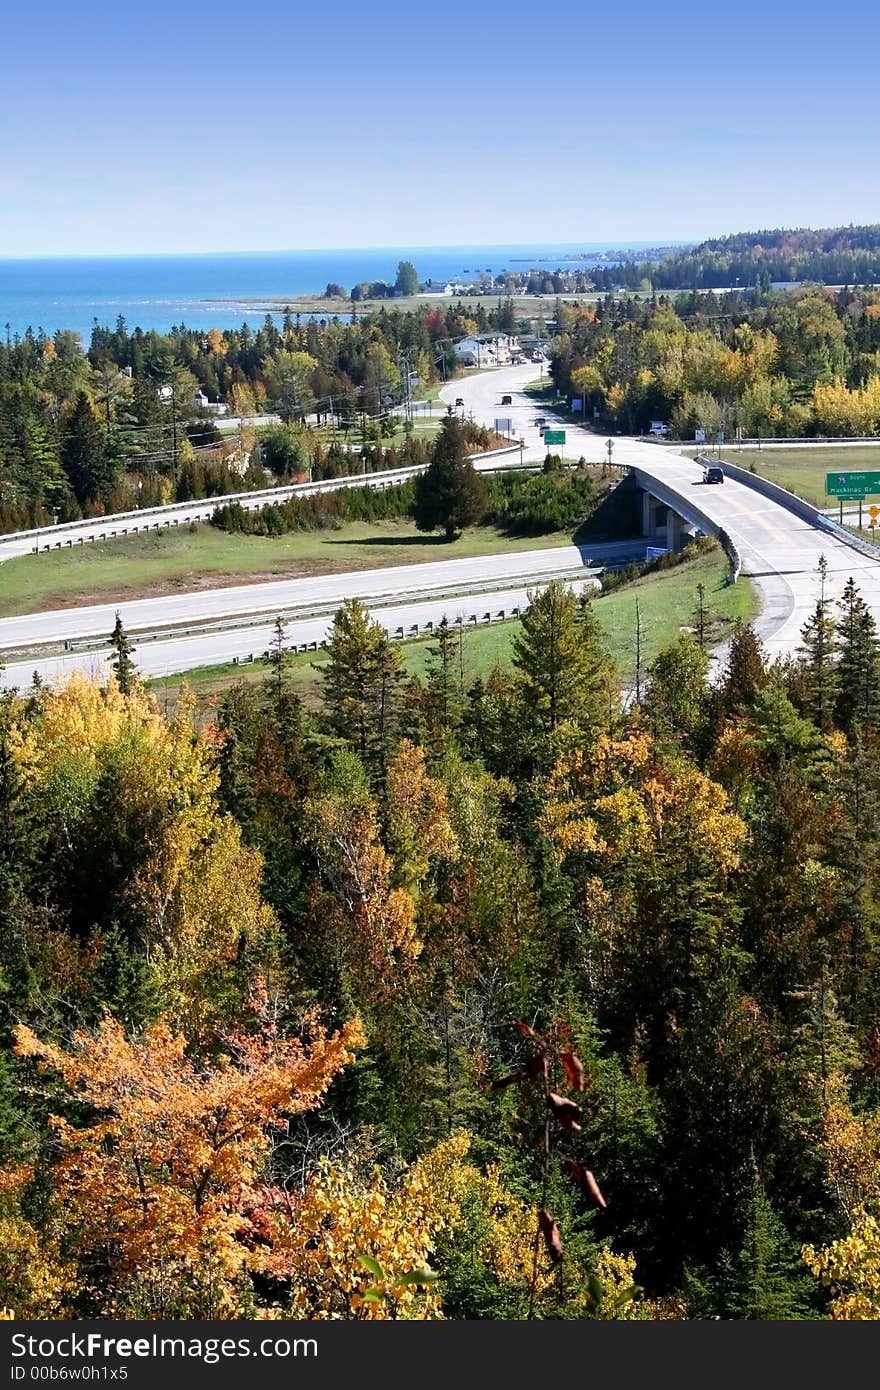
13 553 442 616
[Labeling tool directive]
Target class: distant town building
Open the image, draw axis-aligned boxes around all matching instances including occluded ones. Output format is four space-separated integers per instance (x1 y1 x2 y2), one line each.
453 333 519 366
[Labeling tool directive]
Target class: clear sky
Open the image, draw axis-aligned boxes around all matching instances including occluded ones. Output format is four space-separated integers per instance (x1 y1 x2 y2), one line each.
2 0 878 256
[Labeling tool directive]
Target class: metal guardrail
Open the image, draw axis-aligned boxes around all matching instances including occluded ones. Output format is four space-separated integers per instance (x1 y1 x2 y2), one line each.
707 452 880 571
4 444 525 555
62 563 600 654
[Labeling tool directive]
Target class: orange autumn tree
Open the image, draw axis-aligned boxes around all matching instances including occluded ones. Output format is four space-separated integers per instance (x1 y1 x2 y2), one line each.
14 1005 364 1319
305 749 430 1005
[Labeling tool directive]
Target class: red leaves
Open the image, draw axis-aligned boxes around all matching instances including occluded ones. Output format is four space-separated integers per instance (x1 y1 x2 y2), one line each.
564 1159 607 1208
538 1208 563 1264
559 1050 585 1092
490 1070 528 1091
547 1092 581 1132
513 1019 545 1045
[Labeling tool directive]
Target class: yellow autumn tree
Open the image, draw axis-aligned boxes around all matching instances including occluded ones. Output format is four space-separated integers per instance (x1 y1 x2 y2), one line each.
385 739 458 899
9 673 282 1039
254 1130 542 1319
539 730 747 874
803 1081 880 1318
0 1167 72 1318
13 1007 364 1319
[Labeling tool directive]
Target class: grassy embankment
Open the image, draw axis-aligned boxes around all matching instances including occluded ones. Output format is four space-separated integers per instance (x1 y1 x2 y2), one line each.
0 523 584 620
150 546 756 715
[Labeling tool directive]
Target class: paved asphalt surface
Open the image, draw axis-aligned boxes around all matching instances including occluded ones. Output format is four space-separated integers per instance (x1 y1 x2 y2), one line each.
0 578 601 692
439 365 880 661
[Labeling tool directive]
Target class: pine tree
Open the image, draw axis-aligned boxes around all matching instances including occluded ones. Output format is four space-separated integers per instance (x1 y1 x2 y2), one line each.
798 554 838 730
266 615 291 709
61 391 112 508
322 598 403 779
109 612 136 694
424 616 464 751
412 416 487 540
835 576 880 733
512 581 615 737
722 1182 817 1319
720 622 768 713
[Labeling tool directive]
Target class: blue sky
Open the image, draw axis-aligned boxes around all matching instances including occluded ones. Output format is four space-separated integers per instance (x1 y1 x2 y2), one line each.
2 0 878 255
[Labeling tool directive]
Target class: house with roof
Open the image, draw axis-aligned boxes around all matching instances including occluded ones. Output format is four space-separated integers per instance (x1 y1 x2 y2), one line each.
453 333 519 366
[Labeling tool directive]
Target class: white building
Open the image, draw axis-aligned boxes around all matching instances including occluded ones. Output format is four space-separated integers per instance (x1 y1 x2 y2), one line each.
453 333 519 367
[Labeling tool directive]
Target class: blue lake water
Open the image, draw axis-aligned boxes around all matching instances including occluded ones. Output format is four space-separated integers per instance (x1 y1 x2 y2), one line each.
0 243 661 341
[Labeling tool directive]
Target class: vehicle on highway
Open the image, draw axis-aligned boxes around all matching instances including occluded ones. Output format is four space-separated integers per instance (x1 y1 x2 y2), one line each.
648 421 670 436
535 416 547 433
703 465 724 484
501 394 512 405
455 397 465 407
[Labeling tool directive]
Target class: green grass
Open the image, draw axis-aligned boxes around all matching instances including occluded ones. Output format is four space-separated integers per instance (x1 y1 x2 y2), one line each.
149 546 756 714
0 520 584 619
683 446 880 509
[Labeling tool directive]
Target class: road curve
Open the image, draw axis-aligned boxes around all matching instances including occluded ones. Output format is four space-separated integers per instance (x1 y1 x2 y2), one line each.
440 365 880 659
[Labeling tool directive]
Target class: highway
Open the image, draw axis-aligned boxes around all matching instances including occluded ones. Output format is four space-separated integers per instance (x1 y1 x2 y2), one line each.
439 366 880 660
0 578 601 692
0 546 602 653
4 361 880 693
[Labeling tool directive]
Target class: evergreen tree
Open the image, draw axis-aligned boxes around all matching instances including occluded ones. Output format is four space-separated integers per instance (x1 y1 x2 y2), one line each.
61 391 112 508
713 1182 818 1319
109 612 136 694
266 615 291 709
835 576 880 733
512 581 616 742
423 617 465 751
798 555 837 730
322 598 403 779
720 622 768 714
413 416 487 540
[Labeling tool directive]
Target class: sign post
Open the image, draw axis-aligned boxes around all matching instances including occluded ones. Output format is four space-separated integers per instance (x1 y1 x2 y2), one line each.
543 428 566 462
827 471 880 529
606 438 614 471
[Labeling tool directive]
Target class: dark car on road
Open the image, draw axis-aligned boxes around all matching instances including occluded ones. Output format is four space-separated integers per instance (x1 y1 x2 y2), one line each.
703 465 724 484
455 397 464 407
501 394 512 405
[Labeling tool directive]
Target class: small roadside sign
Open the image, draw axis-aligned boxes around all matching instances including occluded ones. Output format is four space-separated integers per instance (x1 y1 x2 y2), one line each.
826 470 880 498
694 428 706 444
869 505 880 521
544 430 566 446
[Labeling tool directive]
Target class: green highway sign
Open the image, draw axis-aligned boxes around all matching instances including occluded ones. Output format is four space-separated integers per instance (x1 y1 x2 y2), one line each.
544 429 566 445
826 469 880 498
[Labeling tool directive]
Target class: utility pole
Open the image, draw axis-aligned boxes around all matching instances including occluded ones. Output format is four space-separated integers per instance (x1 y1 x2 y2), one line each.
169 383 178 466
635 598 642 705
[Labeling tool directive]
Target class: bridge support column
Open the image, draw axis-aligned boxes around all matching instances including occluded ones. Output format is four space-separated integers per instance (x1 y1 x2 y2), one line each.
641 490 658 537
666 510 683 552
